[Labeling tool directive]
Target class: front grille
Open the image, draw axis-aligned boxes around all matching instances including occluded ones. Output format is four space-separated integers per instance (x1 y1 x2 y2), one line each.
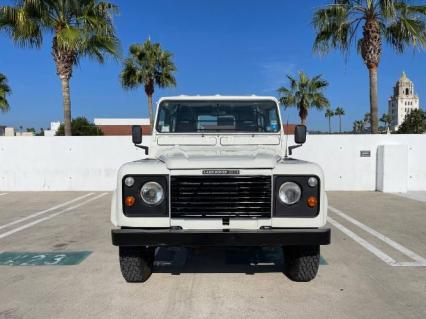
171 175 271 218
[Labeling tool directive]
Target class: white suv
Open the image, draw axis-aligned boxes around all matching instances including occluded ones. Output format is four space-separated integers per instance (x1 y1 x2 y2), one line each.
111 96 330 282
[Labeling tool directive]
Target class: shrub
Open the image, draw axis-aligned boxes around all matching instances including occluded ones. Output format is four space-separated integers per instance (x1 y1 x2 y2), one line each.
56 117 103 136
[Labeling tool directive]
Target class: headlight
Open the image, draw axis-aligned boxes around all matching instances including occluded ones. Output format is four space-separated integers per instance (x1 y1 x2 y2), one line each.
279 182 301 205
140 181 164 205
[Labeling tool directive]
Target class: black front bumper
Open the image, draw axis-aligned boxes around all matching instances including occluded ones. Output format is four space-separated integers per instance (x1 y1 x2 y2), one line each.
111 228 331 247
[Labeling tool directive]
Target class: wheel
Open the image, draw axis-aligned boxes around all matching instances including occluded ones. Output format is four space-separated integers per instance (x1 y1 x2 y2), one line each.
283 245 320 282
119 246 155 283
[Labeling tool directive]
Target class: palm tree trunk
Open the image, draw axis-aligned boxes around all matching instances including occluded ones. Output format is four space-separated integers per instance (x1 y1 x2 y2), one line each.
144 82 155 127
328 117 331 134
299 106 307 125
147 94 153 126
61 76 72 136
52 36 75 136
339 115 342 133
361 19 381 134
369 66 379 134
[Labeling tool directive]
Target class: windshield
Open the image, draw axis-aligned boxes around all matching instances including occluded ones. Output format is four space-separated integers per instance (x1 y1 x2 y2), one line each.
156 100 280 133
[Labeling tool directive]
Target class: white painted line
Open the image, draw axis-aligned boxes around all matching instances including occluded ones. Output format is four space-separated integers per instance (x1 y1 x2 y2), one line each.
392 261 426 267
329 205 426 264
327 216 397 265
0 193 8 196
0 193 94 231
0 193 108 240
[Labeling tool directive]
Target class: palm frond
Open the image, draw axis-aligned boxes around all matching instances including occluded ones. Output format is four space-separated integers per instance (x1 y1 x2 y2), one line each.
0 4 42 47
277 71 329 121
335 107 345 115
384 3 426 51
325 109 335 117
312 3 357 54
1 0 120 66
120 39 177 92
379 0 397 19
0 73 11 112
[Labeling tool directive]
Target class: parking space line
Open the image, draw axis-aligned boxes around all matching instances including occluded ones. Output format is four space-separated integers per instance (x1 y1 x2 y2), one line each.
329 205 426 264
0 193 94 231
0 193 108 240
0 193 8 196
327 216 397 265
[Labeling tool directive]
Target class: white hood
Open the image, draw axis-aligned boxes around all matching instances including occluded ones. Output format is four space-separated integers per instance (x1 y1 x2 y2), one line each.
156 147 282 169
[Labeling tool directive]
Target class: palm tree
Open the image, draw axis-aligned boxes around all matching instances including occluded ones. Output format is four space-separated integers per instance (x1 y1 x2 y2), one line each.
364 112 371 130
277 71 330 125
353 120 365 133
0 73 11 112
313 1 426 134
335 106 345 133
0 0 120 136
325 109 335 133
120 39 177 125
380 113 392 132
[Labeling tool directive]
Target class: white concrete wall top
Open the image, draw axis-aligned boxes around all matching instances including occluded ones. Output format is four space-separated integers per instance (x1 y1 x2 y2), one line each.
0 135 425 191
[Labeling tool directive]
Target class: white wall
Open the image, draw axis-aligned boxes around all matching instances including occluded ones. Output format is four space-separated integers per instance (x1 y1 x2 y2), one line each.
0 135 425 191
297 135 426 191
0 136 144 191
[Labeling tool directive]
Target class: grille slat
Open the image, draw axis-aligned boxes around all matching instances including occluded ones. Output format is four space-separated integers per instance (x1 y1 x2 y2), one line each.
171 176 272 218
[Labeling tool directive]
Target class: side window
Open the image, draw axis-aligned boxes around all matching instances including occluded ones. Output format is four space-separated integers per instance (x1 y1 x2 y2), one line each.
157 108 165 131
268 109 279 132
157 107 170 132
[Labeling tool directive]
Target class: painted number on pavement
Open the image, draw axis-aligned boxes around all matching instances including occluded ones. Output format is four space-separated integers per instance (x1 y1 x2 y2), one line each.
0 251 92 266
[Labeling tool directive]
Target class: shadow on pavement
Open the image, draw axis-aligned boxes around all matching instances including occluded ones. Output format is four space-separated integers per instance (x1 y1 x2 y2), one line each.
154 246 318 274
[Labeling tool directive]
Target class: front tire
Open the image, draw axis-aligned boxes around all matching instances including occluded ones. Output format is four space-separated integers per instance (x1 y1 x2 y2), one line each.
119 246 154 283
283 245 320 282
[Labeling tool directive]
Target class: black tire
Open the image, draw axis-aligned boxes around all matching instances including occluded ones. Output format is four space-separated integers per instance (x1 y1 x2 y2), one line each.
119 246 155 283
283 245 320 282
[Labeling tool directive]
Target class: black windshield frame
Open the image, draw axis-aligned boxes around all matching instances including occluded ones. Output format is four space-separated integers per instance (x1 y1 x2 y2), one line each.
155 100 281 134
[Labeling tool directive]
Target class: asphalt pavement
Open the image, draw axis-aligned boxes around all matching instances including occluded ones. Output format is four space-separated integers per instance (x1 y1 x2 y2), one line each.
0 191 425 319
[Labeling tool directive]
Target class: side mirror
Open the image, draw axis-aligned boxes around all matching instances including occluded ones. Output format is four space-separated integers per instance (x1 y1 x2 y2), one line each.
294 125 307 144
131 125 148 155
288 125 307 156
132 125 142 145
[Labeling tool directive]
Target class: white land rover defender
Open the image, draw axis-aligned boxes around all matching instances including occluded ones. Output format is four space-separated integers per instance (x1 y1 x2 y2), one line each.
111 96 330 282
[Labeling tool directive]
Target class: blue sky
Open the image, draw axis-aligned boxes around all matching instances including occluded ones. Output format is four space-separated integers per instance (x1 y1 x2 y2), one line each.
0 0 425 131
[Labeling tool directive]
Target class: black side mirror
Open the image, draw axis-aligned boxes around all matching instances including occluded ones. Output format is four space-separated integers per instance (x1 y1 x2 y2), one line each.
132 125 142 145
294 125 307 144
132 125 148 155
288 125 307 156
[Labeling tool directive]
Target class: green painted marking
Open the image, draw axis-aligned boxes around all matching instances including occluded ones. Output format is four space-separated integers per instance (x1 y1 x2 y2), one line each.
0 251 92 266
320 256 328 265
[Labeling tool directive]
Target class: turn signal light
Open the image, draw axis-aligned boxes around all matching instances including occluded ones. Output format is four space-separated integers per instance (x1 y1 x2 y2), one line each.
307 196 318 208
124 196 136 207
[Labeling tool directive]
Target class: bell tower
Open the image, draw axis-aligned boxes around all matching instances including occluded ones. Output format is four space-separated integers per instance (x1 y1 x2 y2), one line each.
388 72 420 131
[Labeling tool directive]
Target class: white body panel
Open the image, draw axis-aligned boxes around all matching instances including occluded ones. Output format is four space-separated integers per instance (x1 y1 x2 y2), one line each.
111 96 328 230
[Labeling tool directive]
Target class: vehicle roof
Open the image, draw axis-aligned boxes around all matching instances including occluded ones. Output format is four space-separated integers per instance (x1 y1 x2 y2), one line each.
158 95 279 103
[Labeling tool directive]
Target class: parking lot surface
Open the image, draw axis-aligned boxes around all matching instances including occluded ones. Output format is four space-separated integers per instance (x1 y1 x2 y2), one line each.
0 191 425 319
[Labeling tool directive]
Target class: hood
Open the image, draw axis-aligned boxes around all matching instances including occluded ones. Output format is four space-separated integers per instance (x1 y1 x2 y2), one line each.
156 147 282 169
